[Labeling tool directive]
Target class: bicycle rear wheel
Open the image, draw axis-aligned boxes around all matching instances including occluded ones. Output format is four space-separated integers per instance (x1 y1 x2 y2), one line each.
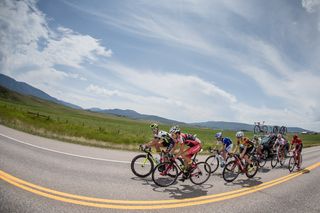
152 162 178 187
222 161 240 182
205 155 219 173
272 126 279 134
131 154 154 178
279 126 287 135
246 160 259 178
253 125 259 134
262 125 268 134
190 162 211 185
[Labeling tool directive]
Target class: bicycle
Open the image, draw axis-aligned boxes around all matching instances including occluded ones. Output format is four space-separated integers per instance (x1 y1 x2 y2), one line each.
288 150 303 172
205 148 232 173
253 121 268 135
222 153 259 183
250 146 267 168
152 152 211 187
272 125 287 135
131 145 183 178
270 145 288 168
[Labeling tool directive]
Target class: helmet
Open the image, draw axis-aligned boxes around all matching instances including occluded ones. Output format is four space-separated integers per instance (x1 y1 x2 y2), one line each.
293 134 298 139
215 132 222 139
236 131 244 138
156 130 169 139
277 133 282 138
150 123 159 130
169 125 180 134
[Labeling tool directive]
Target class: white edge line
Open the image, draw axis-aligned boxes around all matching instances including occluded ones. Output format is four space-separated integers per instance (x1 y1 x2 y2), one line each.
0 133 131 164
0 132 319 164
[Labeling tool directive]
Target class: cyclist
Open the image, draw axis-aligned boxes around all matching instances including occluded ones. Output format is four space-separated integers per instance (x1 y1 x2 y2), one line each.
290 134 303 170
273 133 288 161
142 123 175 157
170 126 202 181
214 132 233 167
253 135 263 156
234 131 254 169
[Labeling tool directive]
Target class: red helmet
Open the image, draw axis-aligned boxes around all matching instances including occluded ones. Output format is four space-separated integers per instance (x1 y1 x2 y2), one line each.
293 135 298 139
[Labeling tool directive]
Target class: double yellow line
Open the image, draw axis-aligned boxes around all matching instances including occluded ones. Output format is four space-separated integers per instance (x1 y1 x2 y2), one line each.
0 162 319 210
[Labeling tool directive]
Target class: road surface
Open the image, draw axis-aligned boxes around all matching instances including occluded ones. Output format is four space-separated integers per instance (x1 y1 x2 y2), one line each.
0 124 319 213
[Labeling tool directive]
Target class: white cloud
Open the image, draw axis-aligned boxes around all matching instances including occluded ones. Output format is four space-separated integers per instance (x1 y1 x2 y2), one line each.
302 0 320 13
0 0 111 82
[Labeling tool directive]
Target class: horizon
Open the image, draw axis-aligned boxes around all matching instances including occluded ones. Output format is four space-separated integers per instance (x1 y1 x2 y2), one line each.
1 0 320 131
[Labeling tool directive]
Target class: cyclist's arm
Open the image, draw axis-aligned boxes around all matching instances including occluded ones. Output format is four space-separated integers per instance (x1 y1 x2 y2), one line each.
240 146 247 158
175 142 184 158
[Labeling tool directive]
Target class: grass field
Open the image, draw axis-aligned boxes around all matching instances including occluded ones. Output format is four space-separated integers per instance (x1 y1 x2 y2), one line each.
0 86 319 152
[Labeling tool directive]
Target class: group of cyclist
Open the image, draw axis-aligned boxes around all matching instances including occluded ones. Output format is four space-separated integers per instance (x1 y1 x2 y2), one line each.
142 123 304 180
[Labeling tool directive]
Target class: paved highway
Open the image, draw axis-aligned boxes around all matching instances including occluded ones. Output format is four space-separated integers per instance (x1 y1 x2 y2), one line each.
0 125 319 213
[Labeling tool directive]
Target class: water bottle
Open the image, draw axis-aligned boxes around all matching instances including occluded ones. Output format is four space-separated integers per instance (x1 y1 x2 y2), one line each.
155 157 160 164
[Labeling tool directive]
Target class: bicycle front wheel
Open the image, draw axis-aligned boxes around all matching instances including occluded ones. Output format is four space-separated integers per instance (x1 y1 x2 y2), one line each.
205 155 219 173
190 162 211 185
253 125 259 134
222 161 240 183
131 154 154 178
152 162 178 187
288 156 295 172
271 154 278 168
262 125 268 134
258 154 267 167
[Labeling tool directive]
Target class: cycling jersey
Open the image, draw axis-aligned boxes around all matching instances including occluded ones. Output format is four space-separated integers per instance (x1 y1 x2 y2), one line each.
177 133 201 147
291 137 303 152
238 137 254 148
274 138 287 146
221 137 232 147
154 130 175 150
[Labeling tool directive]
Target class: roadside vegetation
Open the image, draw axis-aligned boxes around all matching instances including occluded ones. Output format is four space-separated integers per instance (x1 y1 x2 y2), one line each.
0 86 319 152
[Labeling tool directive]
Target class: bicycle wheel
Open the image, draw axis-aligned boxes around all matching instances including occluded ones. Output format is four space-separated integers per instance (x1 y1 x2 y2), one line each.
279 126 287 135
152 162 178 187
246 160 259 178
279 152 286 166
190 162 211 185
272 126 279 134
205 155 219 173
288 156 295 172
258 154 267 167
271 154 278 168
262 125 268 134
222 161 240 183
131 154 154 178
253 125 260 134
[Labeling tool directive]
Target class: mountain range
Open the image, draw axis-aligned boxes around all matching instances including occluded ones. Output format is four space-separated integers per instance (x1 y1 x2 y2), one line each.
0 73 310 133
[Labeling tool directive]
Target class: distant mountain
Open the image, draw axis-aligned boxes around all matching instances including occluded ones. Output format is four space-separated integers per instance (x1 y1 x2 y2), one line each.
0 73 82 109
191 121 309 133
88 108 185 125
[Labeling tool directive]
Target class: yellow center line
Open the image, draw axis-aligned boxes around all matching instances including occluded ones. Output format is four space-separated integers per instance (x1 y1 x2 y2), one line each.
0 162 319 209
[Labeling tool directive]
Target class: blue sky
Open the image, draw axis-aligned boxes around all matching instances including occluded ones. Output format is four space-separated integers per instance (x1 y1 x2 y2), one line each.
0 0 320 131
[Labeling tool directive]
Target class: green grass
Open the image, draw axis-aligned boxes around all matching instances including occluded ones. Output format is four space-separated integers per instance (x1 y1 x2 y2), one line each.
0 86 319 152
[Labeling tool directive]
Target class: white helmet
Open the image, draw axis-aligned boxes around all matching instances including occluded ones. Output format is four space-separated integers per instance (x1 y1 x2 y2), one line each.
169 126 180 134
236 131 244 138
155 130 169 139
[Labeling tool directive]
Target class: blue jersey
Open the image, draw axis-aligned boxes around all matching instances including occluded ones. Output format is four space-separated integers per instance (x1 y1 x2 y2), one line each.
222 137 232 147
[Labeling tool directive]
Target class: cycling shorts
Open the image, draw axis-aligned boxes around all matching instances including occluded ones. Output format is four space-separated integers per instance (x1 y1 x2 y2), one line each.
186 144 201 158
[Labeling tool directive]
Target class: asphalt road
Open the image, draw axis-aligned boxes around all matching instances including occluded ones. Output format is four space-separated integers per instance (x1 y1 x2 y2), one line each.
0 124 319 213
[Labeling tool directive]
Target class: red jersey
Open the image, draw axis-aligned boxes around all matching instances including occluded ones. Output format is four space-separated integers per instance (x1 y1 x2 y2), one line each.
291 138 302 145
178 133 201 147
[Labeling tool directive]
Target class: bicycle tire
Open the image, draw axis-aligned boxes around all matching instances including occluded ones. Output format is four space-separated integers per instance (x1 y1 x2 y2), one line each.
262 125 268 134
152 162 178 187
258 154 267 167
253 125 260 134
190 162 211 185
271 154 278 168
246 160 259 178
272 126 279 134
288 156 295 172
205 155 219 173
222 161 240 183
131 154 154 178
279 126 287 135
